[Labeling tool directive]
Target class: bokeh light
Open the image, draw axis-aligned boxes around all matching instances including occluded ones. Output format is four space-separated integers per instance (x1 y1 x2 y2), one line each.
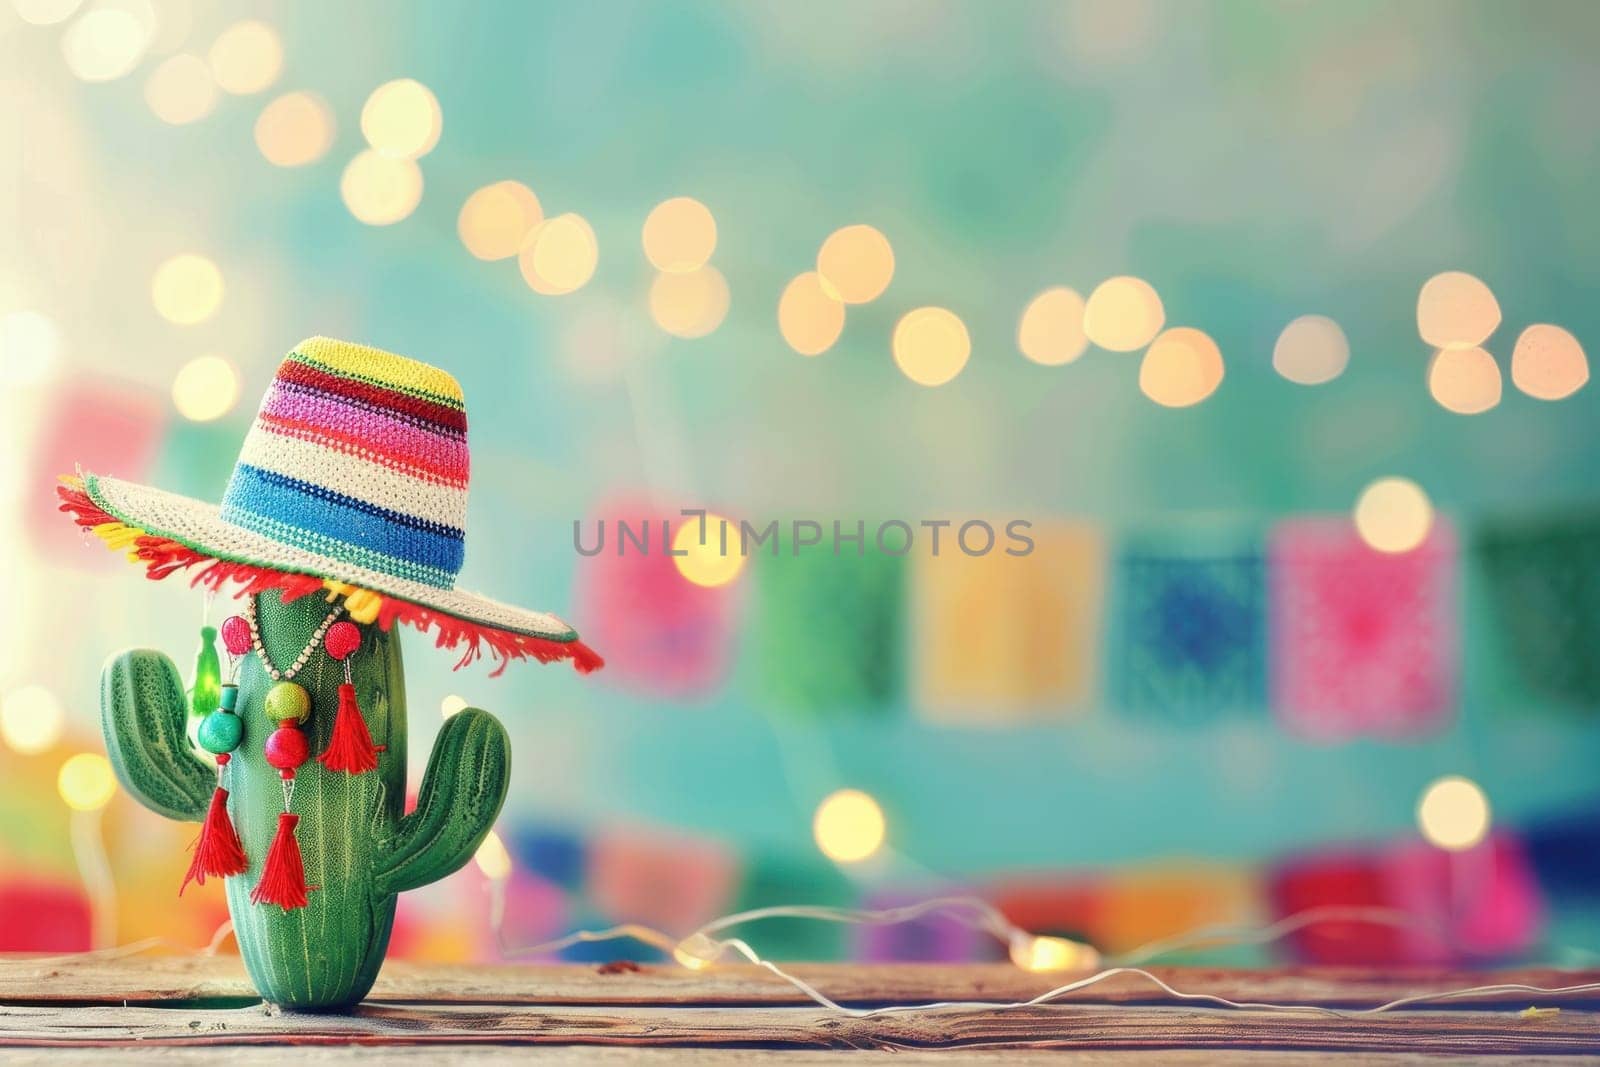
150 253 224 325
254 91 336 167
207 19 281 95
1353 476 1433 554
0 310 62 386
892 306 970 387
360 78 442 160
650 266 730 339
458 181 543 262
1017 287 1089 366
61 2 153 82
642 197 717 273
57 752 116 812
518 213 599 295
1416 271 1500 349
170 355 240 422
671 512 745 588
1272 314 1349 385
143 53 216 125
0 684 65 755
1417 775 1491 852
440 694 468 719
1139 326 1224 407
13 0 84 26
1428 345 1502 414
778 271 846 357
473 830 512 880
1083 275 1164 352
1511 323 1588 401
813 788 885 864
816 225 894 304
340 150 424 226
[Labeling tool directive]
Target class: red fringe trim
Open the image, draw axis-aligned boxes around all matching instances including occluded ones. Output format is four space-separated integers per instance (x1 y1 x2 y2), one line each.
58 481 604 678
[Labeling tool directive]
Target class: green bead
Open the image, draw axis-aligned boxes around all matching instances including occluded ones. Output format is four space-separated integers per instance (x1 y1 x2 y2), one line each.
198 710 243 754
220 684 239 712
264 680 311 724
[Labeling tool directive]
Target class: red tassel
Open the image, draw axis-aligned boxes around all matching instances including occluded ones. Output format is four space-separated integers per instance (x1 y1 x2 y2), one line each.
319 683 380 774
179 784 247 895
250 812 311 911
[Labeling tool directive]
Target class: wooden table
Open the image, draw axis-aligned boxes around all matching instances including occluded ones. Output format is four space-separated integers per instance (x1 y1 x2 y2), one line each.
2 955 1598 1062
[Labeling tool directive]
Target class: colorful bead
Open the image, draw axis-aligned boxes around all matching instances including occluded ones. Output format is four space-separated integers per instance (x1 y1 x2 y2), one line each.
264 681 311 724
324 620 361 661
198 710 243 754
220 684 239 712
264 725 309 771
221 615 252 656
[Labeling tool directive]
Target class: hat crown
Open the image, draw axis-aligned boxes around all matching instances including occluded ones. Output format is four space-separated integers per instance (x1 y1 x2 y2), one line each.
218 338 470 589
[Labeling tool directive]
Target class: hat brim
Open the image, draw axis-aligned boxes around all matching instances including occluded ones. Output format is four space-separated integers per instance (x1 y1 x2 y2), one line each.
76 470 583 647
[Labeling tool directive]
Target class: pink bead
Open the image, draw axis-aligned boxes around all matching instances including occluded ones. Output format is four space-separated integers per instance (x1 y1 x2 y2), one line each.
220 615 252 656
324 620 361 661
264 725 309 771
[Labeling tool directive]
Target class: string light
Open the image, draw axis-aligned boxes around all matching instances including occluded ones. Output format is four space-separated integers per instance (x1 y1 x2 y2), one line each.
474 830 513 880
12 0 84 25
360 78 442 160
1416 271 1500 349
518 213 598 295
150 253 224 325
58 752 117 812
61 2 153 82
458 181 543 262
1353 476 1433 554
207 20 281 95
1511 324 1588 401
340 150 424 226
1010 933 1101 973
671 512 745 587
1017 287 1089 366
0 310 61 387
1139 326 1223 407
1272 314 1349 385
144 53 216 125
0 684 66 755
892 306 970 387
777 271 845 357
255 92 336 167
812 789 886 863
170 355 240 422
642 197 717 273
649 265 730 339
440 694 468 719
816 225 894 304
1417 775 1491 852
1428 345 1501 414
1083 275 1163 352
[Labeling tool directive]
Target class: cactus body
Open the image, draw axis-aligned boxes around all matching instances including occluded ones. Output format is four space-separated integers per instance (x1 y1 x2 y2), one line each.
101 591 509 1011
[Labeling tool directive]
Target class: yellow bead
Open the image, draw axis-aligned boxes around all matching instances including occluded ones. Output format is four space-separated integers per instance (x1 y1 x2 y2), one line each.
264 680 311 724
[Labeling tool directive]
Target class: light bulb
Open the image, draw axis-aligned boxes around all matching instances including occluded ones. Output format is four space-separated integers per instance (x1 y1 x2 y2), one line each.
672 932 722 971
1009 933 1100 973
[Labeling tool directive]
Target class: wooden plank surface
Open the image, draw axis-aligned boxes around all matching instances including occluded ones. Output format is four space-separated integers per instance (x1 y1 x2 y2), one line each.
2 956 1599 1060
4 954 1600 1010
2 999 1598 1055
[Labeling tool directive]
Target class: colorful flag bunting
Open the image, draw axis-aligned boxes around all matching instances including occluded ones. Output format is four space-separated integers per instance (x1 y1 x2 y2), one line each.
1269 518 1458 740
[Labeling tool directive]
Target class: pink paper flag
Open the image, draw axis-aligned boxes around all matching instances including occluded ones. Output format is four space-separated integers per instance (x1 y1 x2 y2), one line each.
1381 833 1544 962
1269 518 1458 740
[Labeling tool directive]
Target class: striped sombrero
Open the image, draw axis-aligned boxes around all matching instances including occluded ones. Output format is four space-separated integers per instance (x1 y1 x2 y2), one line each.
59 337 600 675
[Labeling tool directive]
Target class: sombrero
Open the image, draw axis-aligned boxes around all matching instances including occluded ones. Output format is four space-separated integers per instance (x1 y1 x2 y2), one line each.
58 336 602 676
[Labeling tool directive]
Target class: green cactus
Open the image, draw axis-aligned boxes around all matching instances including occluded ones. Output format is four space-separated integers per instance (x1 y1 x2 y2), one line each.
100 590 510 1011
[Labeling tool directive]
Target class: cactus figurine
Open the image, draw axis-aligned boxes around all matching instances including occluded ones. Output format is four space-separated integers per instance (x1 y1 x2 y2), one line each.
57 339 600 1010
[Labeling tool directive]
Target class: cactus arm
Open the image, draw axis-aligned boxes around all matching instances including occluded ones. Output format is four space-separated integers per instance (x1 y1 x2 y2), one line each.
373 707 509 896
100 649 214 822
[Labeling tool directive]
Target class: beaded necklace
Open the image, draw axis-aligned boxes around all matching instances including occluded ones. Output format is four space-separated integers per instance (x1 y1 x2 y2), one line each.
243 597 345 681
